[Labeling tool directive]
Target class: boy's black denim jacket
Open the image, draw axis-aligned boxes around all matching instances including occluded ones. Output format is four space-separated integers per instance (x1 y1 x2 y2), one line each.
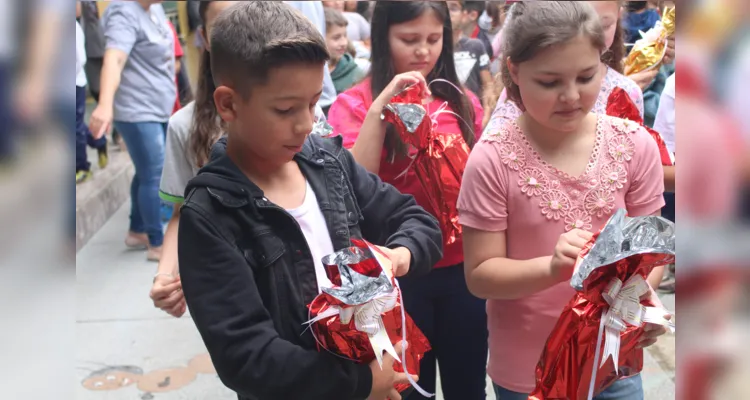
178 135 443 400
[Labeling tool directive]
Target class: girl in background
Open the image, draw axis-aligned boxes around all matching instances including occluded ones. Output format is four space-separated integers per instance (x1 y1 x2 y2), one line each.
328 2 487 398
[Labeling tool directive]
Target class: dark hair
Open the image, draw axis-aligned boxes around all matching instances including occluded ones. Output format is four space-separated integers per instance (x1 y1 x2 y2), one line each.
209 2 330 99
626 1 649 12
601 16 626 74
325 7 349 30
189 1 222 168
462 1 486 17
501 1 606 109
370 1 476 160
356 1 372 21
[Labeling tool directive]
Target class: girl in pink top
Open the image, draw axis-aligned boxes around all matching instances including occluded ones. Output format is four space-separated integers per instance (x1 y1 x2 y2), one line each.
328 2 487 398
456 3 669 399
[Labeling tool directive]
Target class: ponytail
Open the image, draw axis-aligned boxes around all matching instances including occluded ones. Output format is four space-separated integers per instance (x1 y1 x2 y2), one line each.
188 45 222 168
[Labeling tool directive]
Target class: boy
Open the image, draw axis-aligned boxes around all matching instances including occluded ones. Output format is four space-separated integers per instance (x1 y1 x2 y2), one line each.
324 7 366 94
177 3 442 400
448 0 494 127
459 1 493 59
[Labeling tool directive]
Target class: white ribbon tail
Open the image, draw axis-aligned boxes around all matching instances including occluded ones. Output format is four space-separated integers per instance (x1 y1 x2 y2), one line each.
394 279 434 398
369 318 401 369
588 310 607 400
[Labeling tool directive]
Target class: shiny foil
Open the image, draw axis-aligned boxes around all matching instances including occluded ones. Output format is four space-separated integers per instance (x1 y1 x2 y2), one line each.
381 85 470 246
307 239 431 393
530 209 675 400
310 118 334 138
625 6 676 75
606 87 673 166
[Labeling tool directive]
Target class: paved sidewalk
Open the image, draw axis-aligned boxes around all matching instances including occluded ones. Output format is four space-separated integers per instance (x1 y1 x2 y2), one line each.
76 202 675 400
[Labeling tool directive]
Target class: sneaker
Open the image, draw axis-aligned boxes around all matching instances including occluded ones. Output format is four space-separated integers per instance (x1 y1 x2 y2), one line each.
98 146 109 169
76 170 93 184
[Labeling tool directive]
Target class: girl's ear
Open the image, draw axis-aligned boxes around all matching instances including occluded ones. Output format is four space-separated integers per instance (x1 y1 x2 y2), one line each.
214 86 238 123
506 57 520 86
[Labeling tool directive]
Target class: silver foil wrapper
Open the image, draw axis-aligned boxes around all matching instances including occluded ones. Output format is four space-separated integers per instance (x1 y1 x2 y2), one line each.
570 208 675 291
310 119 334 138
321 246 394 306
383 103 427 133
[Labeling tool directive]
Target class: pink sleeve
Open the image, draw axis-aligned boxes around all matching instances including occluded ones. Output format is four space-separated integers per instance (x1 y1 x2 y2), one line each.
625 127 666 216
492 29 503 61
457 141 509 231
328 87 370 150
466 90 484 140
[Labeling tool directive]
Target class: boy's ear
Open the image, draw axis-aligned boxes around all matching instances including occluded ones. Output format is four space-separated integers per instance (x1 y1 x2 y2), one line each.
214 86 239 123
199 26 210 52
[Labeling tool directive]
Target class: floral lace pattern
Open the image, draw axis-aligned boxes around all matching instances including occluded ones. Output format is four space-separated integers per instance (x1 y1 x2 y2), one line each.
482 114 640 231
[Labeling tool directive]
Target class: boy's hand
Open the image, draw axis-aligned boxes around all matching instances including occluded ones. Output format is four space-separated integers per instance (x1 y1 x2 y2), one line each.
377 246 412 277
367 341 418 400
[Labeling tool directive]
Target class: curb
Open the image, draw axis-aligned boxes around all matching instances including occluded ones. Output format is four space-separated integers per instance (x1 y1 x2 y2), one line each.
76 148 134 252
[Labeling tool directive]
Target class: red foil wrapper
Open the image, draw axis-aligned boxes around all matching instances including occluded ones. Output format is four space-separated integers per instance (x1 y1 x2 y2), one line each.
530 210 675 400
381 85 470 247
307 240 431 393
606 87 673 166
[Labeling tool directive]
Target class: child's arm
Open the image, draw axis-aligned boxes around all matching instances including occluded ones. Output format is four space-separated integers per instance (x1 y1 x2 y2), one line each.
338 145 443 278
178 206 373 400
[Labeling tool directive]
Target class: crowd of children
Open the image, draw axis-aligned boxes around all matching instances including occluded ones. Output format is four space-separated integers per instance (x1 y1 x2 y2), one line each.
78 1 683 399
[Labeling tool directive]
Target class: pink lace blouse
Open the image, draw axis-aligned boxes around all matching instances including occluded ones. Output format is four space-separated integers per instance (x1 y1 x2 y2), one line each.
456 114 665 392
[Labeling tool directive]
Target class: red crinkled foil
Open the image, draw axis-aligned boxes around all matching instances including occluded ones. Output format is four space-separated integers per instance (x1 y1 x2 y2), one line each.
530 223 674 400
606 87 673 166
381 86 470 247
307 240 431 393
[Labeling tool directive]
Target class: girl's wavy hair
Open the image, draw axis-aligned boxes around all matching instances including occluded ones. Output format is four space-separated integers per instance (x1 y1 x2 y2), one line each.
500 1 607 110
370 1 477 161
600 1 626 74
188 1 223 168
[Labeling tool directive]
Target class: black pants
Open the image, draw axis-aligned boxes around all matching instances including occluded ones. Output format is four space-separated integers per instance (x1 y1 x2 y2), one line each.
400 264 488 400
76 86 106 172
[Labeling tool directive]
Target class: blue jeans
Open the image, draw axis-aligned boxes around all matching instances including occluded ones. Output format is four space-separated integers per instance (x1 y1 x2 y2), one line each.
114 121 167 247
400 264 488 400
493 374 644 400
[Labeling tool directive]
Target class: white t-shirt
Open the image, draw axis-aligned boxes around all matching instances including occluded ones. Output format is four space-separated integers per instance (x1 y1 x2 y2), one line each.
653 73 675 154
286 181 335 292
76 20 87 87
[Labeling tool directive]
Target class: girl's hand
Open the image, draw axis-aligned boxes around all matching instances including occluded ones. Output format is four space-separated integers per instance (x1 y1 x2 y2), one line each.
550 229 593 282
663 35 675 65
372 71 431 111
150 274 186 317
637 315 672 348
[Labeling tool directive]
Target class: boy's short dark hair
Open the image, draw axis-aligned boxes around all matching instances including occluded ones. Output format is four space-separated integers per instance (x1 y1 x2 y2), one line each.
324 7 349 31
462 1 486 15
209 2 330 98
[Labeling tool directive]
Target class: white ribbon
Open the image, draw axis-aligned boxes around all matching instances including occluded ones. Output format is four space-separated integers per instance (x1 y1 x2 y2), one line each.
586 275 675 400
304 284 434 397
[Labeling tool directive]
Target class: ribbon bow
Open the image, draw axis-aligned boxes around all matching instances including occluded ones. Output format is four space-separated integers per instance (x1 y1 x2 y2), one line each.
587 275 675 400
305 288 402 368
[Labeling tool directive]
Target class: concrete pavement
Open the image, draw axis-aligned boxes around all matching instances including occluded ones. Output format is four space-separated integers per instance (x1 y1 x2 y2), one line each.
76 201 675 399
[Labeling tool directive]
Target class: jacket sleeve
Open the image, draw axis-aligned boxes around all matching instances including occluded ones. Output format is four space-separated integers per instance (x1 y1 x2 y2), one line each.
178 203 373 400
339 147 443 278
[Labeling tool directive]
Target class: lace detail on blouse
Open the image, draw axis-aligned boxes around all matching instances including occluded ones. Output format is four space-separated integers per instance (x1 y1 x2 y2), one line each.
481 115 642 231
